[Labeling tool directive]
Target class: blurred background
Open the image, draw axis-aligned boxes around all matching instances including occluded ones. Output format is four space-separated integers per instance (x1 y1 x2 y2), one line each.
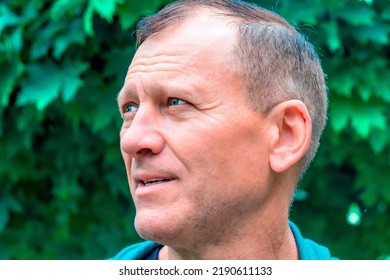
0 0 389 259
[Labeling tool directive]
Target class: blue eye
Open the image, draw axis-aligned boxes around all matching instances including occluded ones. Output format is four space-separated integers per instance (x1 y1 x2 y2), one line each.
168 98 186 106
124 103 138 113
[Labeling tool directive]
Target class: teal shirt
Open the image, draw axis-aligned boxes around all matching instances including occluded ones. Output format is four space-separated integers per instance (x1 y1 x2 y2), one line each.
110 221 336 260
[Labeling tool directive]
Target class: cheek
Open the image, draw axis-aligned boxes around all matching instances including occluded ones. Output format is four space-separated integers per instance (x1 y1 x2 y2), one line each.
120 148 131 169
120 148 134 188
119 125 127 138
182 125 267 181
202 122 265 160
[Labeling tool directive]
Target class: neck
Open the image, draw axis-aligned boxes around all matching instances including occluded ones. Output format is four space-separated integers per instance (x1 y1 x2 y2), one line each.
160 224 297 260
158 206 298 260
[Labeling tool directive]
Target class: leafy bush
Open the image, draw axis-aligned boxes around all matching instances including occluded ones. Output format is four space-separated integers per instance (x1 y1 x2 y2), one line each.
0 0 389 259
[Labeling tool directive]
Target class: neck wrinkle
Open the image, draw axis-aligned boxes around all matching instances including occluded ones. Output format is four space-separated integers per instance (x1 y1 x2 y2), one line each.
160 217 298 260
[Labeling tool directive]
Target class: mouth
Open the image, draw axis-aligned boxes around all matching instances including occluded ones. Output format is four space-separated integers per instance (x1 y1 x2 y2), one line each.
134 174 177 199
133 173 176 197
134 172 176 188
139 178 174 187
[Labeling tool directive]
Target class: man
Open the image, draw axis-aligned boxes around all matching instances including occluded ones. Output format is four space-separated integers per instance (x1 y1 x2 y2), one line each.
112 0 333 260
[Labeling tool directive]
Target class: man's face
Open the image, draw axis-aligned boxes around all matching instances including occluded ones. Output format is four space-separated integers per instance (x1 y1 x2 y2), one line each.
117 12 273 248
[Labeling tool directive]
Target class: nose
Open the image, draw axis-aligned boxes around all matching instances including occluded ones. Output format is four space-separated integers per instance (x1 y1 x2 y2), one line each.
120 104 165 159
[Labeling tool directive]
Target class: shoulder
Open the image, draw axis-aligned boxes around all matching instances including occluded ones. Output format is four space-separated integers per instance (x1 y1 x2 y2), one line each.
108 240 161 260
289 221 338 260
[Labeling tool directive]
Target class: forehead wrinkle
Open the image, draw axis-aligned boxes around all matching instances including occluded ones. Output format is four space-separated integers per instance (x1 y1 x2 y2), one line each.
128 53 188 74
127 66 187 77
132 54 188 66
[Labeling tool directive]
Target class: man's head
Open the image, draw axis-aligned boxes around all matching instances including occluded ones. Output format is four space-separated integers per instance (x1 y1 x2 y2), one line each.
136 0 328 172
117 0 327 258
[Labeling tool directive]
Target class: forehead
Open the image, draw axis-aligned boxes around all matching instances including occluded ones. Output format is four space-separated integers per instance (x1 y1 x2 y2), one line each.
132 10 239 67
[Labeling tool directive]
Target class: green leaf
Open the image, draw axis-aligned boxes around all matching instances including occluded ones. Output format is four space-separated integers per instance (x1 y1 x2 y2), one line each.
50 0 84 20
0 203 8 233
0 27 23 62
278 0 322 26
369 129 388 154
19 0 41 25
375 71 390 102
90 0 120 22
103 46 134 80
17 60 87 109
329 97 354 133
84 0 122 35
17 62 62 110
330 97 387 138
83 3 94 36
79 77 118 133
0 61 23 107
351 105 387 138
117 0 163 30
0 4 20 34
30 18 85 60
30 22 62 60
52 19 85 59
335 5 376 26
359 0 373 5
330 72 354 97
321 19 341 52
52 174 84 202
381 5 390 21
357 84 372 102
61 60 88 102
354 23 390 45
0 194 22 233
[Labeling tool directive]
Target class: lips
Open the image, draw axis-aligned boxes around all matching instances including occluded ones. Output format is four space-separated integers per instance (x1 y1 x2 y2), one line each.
134 173 176 188
141 178 174 186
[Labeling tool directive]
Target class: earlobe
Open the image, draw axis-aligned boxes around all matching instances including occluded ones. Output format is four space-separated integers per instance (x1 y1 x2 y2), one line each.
268 100 312 173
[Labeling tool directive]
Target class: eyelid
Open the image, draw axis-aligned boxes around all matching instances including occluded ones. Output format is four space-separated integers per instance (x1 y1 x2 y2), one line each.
168 97 188 106
122 102 139 114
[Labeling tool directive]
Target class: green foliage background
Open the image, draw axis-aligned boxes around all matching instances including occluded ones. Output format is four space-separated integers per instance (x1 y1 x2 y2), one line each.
0 0 389 259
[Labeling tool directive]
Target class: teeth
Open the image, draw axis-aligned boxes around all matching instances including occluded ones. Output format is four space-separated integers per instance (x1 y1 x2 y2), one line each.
143 179 170 186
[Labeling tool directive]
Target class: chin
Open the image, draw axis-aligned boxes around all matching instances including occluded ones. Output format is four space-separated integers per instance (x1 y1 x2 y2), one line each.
134 213 181 245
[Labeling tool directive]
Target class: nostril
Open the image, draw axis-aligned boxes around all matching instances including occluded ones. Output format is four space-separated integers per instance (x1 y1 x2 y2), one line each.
136 148 154 156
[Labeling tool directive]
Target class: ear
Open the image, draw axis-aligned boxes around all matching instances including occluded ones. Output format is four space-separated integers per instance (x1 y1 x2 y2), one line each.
268 100 312 173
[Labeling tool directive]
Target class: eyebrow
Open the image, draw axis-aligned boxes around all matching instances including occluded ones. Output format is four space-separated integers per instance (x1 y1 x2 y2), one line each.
116 86 137 104
116 88 124 102
115 89 123 105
